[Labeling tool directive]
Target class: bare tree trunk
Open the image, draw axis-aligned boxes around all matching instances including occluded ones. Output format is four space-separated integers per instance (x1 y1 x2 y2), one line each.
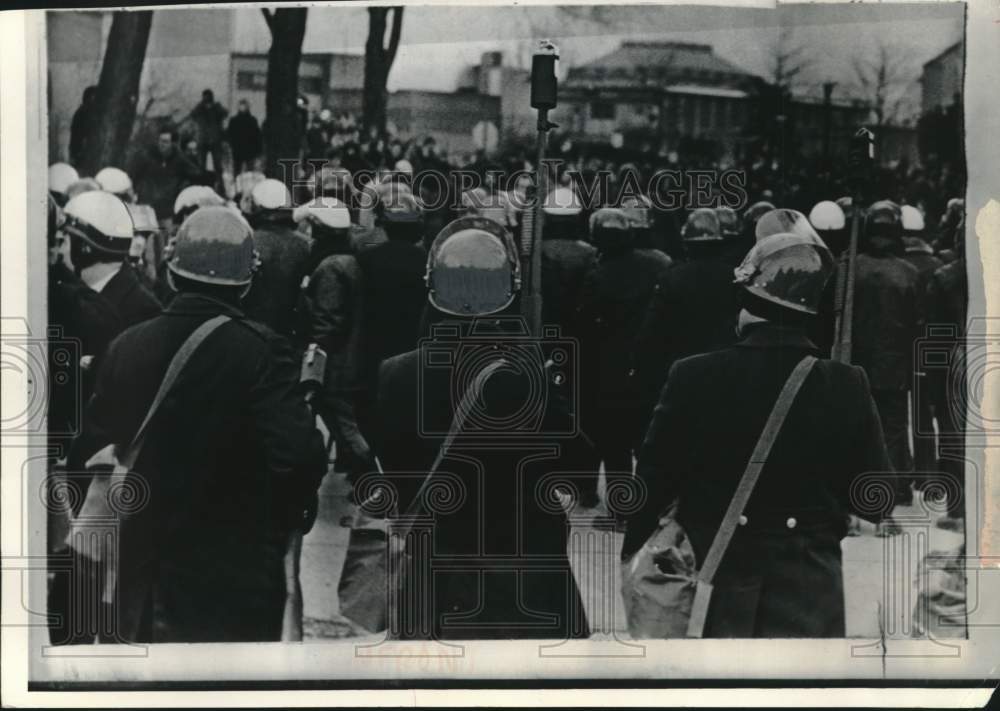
262 7 308 183
363 7 403 138
79 11 153 176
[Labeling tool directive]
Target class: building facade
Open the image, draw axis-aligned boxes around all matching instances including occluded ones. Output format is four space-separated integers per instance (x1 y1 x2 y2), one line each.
920 40 963 114
556 40 879 163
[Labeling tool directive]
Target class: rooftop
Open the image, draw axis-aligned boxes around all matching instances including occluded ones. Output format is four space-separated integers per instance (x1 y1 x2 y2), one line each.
572 40 754 81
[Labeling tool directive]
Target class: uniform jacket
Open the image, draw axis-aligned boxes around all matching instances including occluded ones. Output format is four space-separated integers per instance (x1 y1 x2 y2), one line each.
624 324 890 637
852 252 922 391
303 251 365 392
101 261 163 329
577 247 673 403
356 239 428 377
69 292 327 643
47 262 123 453
374 326 590 640
541 238 597 334
632 254 741 424
243 221 312 344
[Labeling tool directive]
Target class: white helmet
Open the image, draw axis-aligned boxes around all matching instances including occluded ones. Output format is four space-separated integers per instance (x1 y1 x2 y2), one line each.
808 201 846 231
293 196 351 230
174 185 224 218
900 204 925 232
95 166 133 197
48 162 79 196
250 178 291 212
63 190 134 254
394 159 414 177
542 186 582 216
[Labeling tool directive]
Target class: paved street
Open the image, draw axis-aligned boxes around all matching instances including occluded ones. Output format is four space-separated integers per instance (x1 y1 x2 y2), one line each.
301 465 965 641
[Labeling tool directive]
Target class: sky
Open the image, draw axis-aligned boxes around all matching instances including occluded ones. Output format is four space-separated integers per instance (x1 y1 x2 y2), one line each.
229 2 964 100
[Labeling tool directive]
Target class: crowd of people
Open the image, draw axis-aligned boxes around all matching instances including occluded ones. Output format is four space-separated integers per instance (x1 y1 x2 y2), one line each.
44 100 968 645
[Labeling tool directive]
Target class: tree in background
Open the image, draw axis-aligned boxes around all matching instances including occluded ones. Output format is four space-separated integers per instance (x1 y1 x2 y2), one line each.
78 11 154 176
261 7 308 182
362 7 404 138
852 41 916 131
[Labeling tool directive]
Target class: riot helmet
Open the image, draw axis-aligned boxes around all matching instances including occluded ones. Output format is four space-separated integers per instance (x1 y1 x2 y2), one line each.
168 206 260 288
425 216 521 317
733 230 835 316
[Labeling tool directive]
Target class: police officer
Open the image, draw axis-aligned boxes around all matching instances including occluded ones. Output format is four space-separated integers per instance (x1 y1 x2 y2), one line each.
95 166 135 203
49 162 80 207
62 190 162 329
46 194 126 646
624 229 890 637
899 204 944 473
926 212 966 520
853 201 922 499
621 194 671 262
241 178 312 345
809 200 848 257
715 205 745 266
296 197 374 482
539 186 597 335
577 207 672 510
373 216 589 640
741 200 775 256
68 206 327 642
632 207 741 442
356 190 428 411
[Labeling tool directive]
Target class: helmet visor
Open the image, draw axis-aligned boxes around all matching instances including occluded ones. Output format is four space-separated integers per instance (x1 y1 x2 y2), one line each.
427 217 520 316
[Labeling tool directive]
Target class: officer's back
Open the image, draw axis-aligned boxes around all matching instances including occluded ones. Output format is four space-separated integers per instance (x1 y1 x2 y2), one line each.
538 188 596 332
241 179 312 341
69 207 326 643
372 218 589 640
625 229 890 638
632 210 740 425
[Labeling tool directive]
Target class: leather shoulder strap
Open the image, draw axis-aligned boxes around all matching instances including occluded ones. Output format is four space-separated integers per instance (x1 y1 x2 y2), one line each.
117 314 231 471
402 357 507 518
697 355 818 583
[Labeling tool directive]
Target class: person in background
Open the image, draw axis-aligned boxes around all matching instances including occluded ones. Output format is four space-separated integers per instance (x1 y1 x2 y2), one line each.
226 99 263 175
189 89 228 182
70 86 98 168
128 127 201 231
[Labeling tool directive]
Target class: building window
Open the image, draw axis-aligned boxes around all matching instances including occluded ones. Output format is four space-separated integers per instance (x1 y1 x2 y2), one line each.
590 101 615 120
299 76 323 95
236 71 267 91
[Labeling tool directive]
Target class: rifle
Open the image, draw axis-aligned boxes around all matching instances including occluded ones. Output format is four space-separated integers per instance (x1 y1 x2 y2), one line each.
521 40 559 338
831 128 874 364
281 343 328 642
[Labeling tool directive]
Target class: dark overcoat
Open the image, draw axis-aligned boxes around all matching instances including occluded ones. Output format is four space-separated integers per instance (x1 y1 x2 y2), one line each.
356 239 428 374
243 222 312 344
374 325 591 640
101 261 163 329
632 254 741 433
624 324 890 637
69 292 327 642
